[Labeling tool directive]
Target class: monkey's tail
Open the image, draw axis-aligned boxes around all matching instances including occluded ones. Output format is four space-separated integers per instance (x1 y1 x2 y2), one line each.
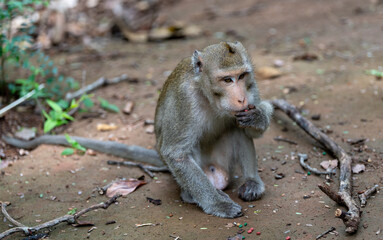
2 135 165 167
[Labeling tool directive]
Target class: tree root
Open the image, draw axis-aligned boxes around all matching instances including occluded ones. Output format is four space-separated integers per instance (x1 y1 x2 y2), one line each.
272 99 362 234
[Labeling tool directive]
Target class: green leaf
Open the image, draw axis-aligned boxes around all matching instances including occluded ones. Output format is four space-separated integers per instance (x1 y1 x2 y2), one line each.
98 98 120 113
46 100 63 114
65 134 76 145
366 69 383 78
62 112 74 121
67 208 77 215
69 99 79 109
82 97 94 108
42 110 52 121
44 119 58 133
61 148 74 156
65 134 86 152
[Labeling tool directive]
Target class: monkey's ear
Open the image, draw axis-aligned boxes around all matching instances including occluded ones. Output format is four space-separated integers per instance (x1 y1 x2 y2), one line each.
192 50 203 74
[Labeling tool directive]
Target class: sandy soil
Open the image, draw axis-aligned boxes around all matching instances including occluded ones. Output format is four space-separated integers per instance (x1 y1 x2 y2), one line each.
1 0 383 239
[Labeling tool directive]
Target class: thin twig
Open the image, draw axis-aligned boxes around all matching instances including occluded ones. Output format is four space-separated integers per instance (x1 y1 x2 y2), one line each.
298 153 336 175
0 84 44 117
358 184 379 208
0 202 26 227
107 160 169 178
316 226 336 239
0 195 121 239
272 99 361 234
274 136 298 145
65 74 133 101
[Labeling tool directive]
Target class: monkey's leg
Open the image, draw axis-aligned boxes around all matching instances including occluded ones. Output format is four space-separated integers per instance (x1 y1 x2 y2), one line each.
165 154 242 218
235 131 265 202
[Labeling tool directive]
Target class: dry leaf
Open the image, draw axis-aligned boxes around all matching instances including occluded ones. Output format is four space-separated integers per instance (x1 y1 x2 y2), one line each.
256 66 282 79
106 179 147 197
352 164 365 174
97 123 118 131
320 160 338 170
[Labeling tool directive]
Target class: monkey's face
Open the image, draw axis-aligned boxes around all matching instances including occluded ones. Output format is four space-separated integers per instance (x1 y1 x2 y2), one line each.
210 69 258 115
193 41 260 116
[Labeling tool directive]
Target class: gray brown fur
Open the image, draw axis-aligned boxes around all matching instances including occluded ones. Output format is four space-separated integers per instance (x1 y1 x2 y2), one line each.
155 41 273 218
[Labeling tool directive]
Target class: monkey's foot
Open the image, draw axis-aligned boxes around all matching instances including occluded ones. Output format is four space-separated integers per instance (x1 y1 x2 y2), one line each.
180 190 196 204
202 190 243 218
238 179 265 201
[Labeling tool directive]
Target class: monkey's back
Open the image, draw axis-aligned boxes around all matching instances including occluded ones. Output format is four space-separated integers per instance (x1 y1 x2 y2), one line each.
154 57 197 157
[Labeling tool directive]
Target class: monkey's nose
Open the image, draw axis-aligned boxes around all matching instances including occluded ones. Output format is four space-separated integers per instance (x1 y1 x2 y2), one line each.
238 98 246 105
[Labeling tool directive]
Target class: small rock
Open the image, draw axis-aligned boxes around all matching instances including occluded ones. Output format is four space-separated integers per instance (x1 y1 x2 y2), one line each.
123 101 134 115
311 114 321 121
144 119 154 125
86 149 97 156
273 59 284 68
19 149 29 156
15 127 36 140
275 173 285 179
145 125 154 134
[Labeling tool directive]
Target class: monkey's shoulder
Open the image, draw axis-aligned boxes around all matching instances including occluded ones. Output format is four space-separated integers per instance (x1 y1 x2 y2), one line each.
164 57 194 87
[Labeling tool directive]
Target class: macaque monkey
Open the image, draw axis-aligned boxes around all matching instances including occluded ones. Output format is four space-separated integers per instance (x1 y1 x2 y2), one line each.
3 41 272 218
154 41 272 217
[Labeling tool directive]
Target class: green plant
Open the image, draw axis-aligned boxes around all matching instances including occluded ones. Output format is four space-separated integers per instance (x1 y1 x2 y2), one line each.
98 97 120 113
61 134 86 156
365 69 383 79
42 99 74 133
67 208 77 215
43 95 94 133
0 0 78 103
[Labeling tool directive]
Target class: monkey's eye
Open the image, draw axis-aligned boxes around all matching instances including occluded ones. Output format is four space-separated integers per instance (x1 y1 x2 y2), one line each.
222 77 233 83
238 72 247 80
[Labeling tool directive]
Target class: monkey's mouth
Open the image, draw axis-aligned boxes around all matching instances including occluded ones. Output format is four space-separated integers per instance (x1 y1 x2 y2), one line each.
233 104 256 115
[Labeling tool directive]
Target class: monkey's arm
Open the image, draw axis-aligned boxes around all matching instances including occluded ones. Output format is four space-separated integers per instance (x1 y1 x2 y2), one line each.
2 135 165 167
235 100 273 138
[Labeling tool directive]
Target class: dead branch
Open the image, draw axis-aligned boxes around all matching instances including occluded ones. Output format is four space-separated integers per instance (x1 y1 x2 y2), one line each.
359 184 379 208
272 99 360 234
298 153 336 175
0 195 121 239
107 160 169 178
65 74 135 101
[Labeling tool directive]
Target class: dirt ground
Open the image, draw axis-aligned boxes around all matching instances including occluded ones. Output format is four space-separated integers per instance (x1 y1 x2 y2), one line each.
1 0 383 239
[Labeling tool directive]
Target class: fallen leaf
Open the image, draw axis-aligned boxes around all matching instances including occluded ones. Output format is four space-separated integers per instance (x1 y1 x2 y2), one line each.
256 66 282 80
106 179 147 197
320 160 338 170
352 164 365 174
97 123 118 131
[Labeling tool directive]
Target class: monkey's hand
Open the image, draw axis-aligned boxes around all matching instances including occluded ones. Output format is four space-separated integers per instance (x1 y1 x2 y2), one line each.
235 101 272 132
